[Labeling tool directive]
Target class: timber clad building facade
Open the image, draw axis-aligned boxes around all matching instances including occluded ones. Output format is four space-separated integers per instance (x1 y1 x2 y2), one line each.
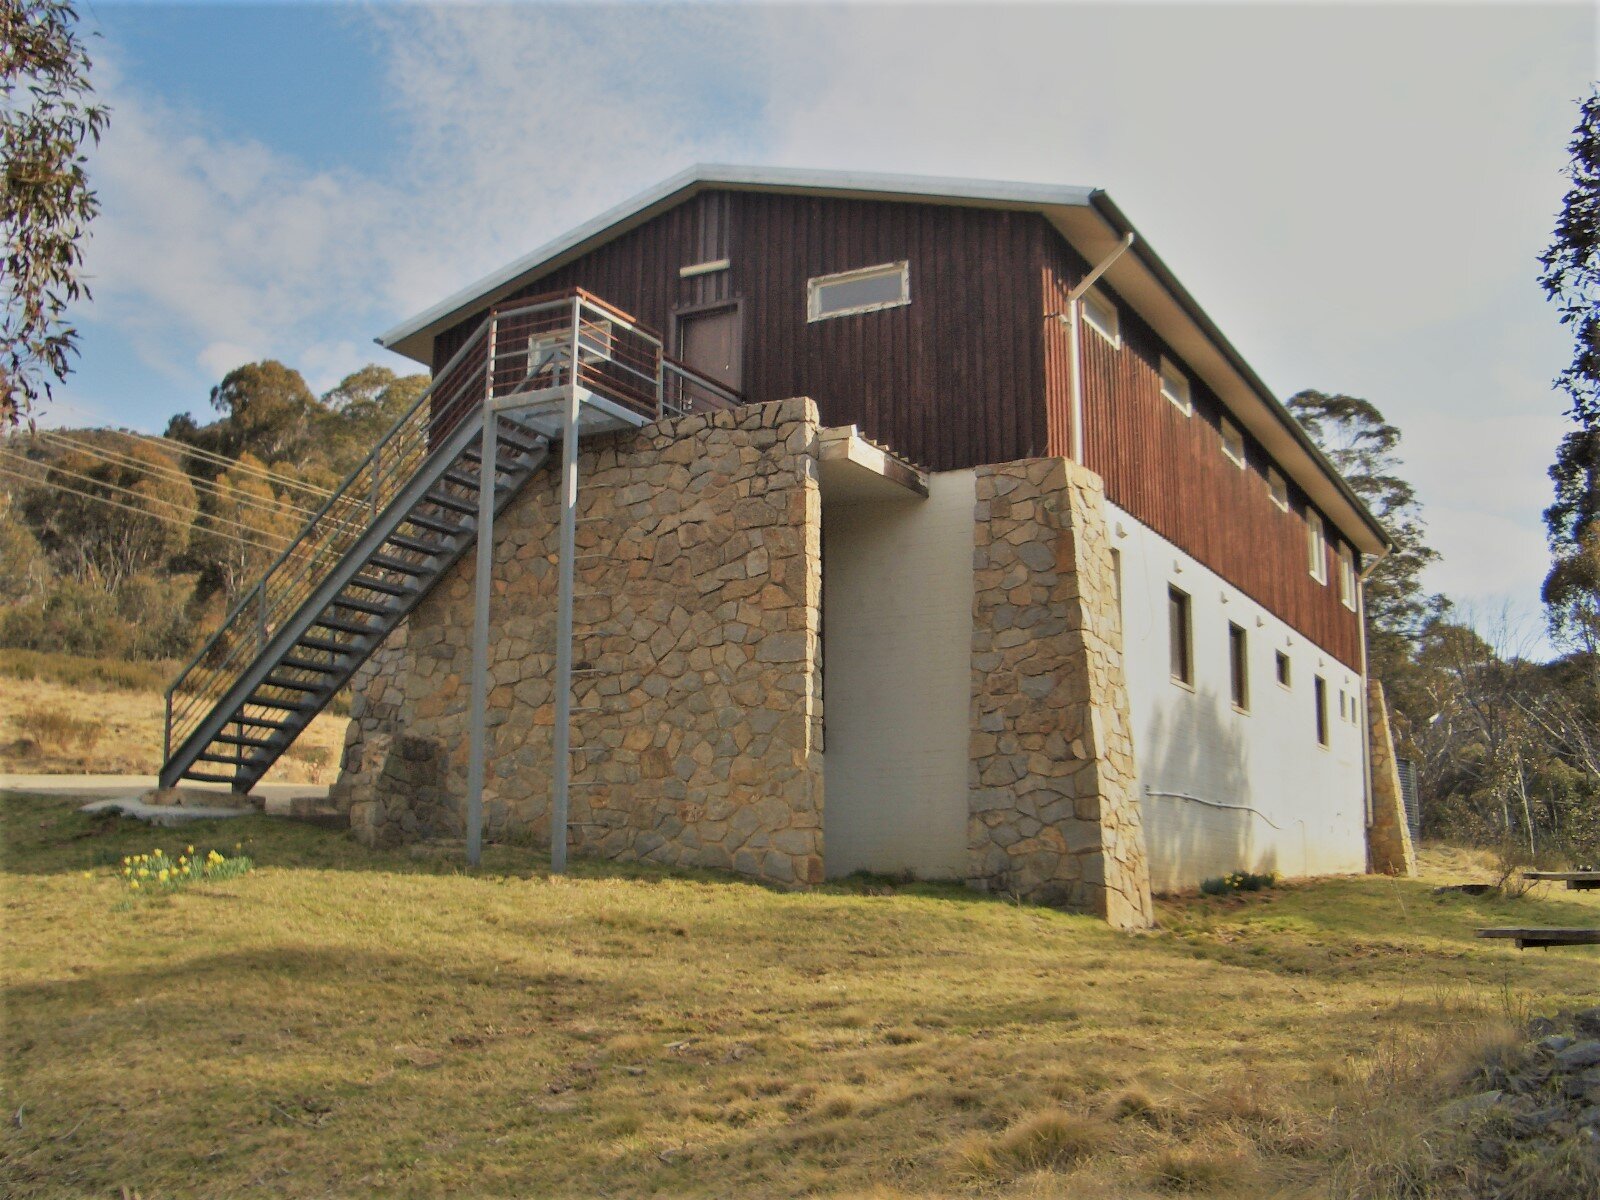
328 166 1412 924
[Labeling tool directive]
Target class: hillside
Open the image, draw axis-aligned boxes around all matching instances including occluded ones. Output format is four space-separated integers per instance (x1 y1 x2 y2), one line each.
2 792 1596 1198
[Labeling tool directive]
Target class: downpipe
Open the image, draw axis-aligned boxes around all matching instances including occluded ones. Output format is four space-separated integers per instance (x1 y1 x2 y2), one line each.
1049 232 1135 465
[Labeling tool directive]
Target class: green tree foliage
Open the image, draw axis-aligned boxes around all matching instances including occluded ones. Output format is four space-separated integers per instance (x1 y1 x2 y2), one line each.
188 452 299 603
20 434 197 589
204 360 319 466
1286 390 1443 702
0 489 51 603
1539 89 1600 424
1541 94 1600 652
0 0 107 426
318 365 428 477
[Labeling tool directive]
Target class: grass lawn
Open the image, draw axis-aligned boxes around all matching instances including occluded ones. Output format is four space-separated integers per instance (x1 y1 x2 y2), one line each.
2 790 1597 1198
0 658 347 782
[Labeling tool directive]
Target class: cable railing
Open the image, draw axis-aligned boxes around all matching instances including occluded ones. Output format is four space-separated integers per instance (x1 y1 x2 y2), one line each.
163 289 741 773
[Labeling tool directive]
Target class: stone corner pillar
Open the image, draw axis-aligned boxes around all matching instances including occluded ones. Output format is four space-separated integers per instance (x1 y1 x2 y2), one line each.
1366 679 1417 877
967 456 1154 930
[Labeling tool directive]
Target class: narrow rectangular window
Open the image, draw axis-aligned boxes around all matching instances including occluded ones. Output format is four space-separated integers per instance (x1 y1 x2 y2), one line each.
1159 356 1192 415
1229 623 1249 712
807 261 909 321
1338 543 1357 610
1268 468 1289 511
1275 650 1291 689
1308 510 1328 583
1168 586 1193 686
1220 418 1246 467
1082 289 1120 347
1314 676 1329 747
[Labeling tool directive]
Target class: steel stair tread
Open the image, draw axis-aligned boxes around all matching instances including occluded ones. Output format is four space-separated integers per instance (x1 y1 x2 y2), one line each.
311 615 383 636
214 733 278 749
328 594 394 616
402 511 464 535
280 653 344 673
421 490 478 515
348 575 418 597
384 533 450 555
260 675 329 693
368 552 433 574
295 634 364 655
196 751 269 765
180 771 243 785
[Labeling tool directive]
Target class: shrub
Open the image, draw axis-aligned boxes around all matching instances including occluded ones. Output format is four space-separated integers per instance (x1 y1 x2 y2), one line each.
13 706 103 752
0 648 176 692
1199 871 1277 896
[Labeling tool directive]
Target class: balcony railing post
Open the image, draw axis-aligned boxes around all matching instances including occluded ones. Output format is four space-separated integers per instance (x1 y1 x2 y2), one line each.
485 313 499 409
163 691 172 768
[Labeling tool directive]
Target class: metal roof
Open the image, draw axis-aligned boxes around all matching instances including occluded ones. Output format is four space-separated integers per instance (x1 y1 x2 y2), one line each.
375 164 1390 555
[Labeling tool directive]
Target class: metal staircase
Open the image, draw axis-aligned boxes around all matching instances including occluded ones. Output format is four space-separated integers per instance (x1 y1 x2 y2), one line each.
161 289 739 793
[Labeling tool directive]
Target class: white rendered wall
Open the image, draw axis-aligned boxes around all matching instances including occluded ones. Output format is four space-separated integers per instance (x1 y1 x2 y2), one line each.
1108 502 1367 891
821 472 976 879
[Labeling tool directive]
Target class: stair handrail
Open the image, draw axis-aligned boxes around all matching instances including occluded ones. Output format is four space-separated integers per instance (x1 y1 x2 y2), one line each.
161 289 739 772
162 303 514 756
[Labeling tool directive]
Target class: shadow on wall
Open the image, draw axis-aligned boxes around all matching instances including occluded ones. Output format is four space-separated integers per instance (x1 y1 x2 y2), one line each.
1140 687 1286 892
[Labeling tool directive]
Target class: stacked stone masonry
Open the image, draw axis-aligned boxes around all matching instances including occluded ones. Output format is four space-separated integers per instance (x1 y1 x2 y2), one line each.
968 459 1154 929
1366 679 1418 877
340 398 826 885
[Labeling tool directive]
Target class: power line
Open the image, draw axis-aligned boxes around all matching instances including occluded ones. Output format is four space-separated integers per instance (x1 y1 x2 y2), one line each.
33 430 331 525
116 427 337 498
0 449 297 551
0 464 288 556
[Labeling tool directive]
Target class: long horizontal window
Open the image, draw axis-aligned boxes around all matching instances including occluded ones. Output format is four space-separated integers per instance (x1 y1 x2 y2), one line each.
807 261 910 321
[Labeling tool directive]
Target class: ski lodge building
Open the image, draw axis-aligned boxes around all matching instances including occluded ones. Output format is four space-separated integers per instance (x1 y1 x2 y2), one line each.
161 167 1415 929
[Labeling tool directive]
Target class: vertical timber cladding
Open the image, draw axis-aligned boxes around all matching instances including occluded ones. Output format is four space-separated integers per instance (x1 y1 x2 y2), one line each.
1040 237 1363 669
432 191 1053 472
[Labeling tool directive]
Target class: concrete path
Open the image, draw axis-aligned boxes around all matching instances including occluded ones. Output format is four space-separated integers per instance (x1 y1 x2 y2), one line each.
0 773 330 802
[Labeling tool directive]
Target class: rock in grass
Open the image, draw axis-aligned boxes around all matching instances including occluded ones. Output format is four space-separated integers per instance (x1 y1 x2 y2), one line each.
1440 1090 1504 1123
1575 1007 1600 1037
1538 1035 1575 1055
1554 1041 1600 1072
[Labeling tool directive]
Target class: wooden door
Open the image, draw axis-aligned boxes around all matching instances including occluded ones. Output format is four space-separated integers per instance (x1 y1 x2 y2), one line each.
676 304 742 391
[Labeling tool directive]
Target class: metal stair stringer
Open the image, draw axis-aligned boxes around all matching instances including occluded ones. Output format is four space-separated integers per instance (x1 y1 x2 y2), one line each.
159 410 550 792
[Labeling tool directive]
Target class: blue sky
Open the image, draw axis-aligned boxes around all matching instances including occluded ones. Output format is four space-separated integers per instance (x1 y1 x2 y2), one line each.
48 1 1599 651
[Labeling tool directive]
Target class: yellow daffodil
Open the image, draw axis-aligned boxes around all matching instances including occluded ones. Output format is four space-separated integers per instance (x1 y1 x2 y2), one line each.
82 871 92 879
129 881 140 890
186 845 194 854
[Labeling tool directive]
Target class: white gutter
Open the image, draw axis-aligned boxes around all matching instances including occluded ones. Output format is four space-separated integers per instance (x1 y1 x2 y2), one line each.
1061 233 1135 464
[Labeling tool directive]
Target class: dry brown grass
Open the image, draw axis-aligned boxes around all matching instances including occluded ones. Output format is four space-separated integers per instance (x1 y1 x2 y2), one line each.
0 673 347 783
2 802 1597 1199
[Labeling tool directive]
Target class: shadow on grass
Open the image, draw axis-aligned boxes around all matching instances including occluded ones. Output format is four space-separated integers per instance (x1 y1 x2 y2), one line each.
0 790 993 907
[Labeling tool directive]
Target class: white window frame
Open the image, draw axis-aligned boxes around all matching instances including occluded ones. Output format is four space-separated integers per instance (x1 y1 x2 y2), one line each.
1081 289 1120 347
1220 417 1246 468
807 261 910 322
1267 467 1289 511
1338 543 1357 610
1159 356 1192 415
1308 510 1328 584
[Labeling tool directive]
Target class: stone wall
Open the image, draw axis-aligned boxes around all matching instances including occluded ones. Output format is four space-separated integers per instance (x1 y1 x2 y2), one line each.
1366 679 1417 877
968 458 1154 929
345 398 825 886
328 620 409 815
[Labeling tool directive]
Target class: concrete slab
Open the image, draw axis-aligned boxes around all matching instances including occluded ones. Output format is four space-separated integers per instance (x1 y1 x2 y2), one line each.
78 797 255 826
0 773 329 802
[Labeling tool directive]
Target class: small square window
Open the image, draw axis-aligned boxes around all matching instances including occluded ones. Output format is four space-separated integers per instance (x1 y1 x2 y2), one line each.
1268 468 1289 511
1082 290 1120 347
1314 676 1330 747
808 261 910 321
1168 586 1193 686
1275 650 1291 688
1338 543 1357 610
1308 511 1328 584
1159 357 1192 415
1229 622 1250 712
1220 418 1246 467
1110 548 1123 615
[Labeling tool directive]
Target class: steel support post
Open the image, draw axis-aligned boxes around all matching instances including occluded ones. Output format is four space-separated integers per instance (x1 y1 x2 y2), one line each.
550 302 582 875
465 317 499 867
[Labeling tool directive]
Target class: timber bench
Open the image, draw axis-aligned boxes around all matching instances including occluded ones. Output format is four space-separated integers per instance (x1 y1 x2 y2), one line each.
1522 870 1600 892
1475 928 1600 951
